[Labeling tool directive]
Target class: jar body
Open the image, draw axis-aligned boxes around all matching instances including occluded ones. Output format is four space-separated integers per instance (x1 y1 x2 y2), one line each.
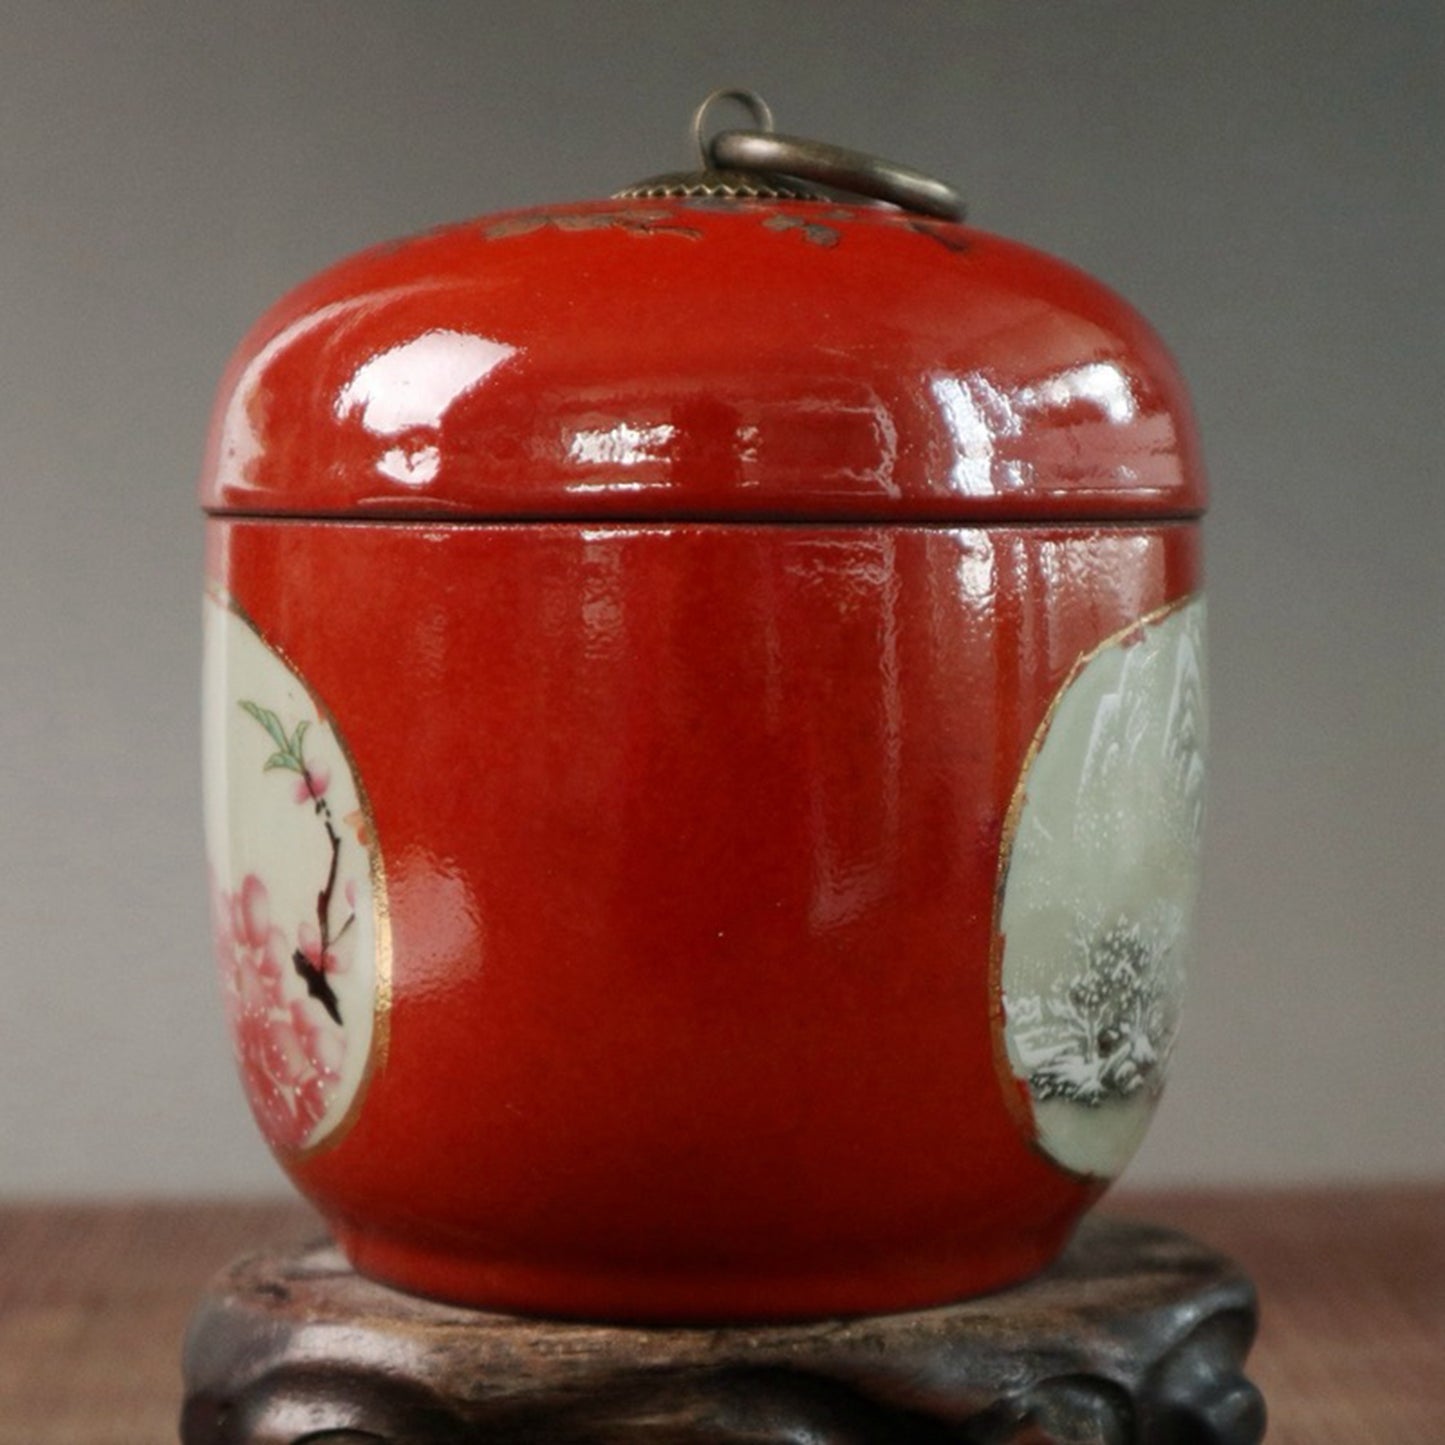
203 515 1204 1321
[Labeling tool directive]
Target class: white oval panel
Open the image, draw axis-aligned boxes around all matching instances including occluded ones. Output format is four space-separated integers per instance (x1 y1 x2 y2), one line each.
998 597 1207 1178
202 593 386 1153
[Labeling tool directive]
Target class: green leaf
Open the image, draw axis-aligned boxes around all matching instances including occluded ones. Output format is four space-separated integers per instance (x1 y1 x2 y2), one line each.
239 700 289 752
263 751 302 773
290 718 310 763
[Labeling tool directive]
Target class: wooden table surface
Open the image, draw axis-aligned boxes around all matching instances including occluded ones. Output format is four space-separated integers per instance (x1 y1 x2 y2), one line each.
0 1187 1439 1443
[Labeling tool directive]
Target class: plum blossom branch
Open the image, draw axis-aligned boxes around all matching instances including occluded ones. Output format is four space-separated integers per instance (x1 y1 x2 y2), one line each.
239 701 353 1024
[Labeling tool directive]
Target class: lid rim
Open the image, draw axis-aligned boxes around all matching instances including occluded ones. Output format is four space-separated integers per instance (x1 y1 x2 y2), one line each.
202 505 1206 528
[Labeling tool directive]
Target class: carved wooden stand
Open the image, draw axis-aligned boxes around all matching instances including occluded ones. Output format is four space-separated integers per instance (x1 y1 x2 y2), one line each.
180 1217 1264 1444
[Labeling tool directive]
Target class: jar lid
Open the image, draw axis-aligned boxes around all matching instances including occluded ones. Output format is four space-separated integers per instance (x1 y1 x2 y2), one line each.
201 96 1204 524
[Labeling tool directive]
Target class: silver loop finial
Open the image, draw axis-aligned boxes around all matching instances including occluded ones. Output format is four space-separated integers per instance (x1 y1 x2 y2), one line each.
670 90 965 221
691 88 775 167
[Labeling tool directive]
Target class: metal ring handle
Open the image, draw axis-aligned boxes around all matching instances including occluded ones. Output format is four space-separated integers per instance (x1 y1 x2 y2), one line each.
710 129 964 221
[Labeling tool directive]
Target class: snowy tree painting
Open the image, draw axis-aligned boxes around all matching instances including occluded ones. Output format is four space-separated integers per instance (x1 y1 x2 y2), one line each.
999 598 1207 1178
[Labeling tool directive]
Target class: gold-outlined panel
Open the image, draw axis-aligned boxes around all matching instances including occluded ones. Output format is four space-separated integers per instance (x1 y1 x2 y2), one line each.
987 593 1200 1183
204 581 392 1161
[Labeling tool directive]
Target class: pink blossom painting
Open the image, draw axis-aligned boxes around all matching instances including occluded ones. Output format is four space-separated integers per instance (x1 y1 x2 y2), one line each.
203 597 384 1153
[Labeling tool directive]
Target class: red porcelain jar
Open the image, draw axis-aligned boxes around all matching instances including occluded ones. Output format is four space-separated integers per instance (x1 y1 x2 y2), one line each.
201 119 1207 1322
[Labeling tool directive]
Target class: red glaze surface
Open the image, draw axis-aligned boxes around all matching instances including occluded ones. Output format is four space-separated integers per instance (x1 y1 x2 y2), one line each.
201 199 1204 525
208 516 1199 1320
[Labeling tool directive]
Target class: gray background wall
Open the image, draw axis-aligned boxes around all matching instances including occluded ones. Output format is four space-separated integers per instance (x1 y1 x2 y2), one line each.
1 1 1439 1195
